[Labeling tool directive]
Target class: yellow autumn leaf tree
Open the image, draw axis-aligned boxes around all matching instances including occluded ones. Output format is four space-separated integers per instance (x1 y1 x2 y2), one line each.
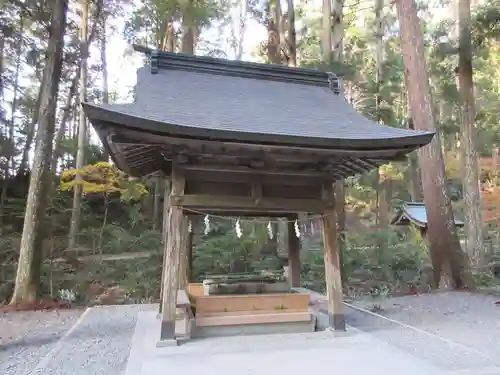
59 162 148 201
59 162 148 251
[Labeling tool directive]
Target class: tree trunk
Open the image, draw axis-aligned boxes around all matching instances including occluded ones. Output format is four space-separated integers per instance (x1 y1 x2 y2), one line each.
458 0 484 264
100 13 109 161
332 0 347 284
0 14 24 230
374 0 384 100
266 0 281 64
52 73 79 173
68 0 89 251
18 102 39 174
378 178 392 229
322 0 345 62
493 146 500 170
276 0 285 59
9 0 68 305
406 90 423 201
181 1 195 54
160 10 176 52
235 0 248 60
396 0 469 289
374 0 385 228
321 0 332 61
17 0 101 176
285 0 297 67
18 88 42 175
331 0 345 58
0 34 4 100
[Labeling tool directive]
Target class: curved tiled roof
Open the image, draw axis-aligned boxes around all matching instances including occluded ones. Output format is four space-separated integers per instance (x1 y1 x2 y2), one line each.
83 51 433 150
83 47 434 176
392 202 464 228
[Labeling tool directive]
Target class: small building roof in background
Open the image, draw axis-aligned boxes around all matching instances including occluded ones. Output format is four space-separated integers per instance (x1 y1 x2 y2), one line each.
391 202 464 229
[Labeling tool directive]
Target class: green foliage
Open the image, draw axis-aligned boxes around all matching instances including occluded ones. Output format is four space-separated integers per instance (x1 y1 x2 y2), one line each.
2 0 500 306
123 0 229 47
473 0 500 47
300 228 433 298
192 219 284 279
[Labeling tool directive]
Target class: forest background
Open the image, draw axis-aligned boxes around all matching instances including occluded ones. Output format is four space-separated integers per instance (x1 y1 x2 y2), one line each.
1 0 500 306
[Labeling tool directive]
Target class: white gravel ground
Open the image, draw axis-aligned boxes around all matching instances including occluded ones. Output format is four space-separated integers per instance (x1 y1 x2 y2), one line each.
2 292 500 375
29 304 155 375
304 288 500 372
0 305 154 375
351 291 500 361
0 309 84 375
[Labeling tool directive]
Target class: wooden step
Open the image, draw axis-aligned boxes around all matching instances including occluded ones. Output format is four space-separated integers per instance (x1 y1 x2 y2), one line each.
195 311 313 327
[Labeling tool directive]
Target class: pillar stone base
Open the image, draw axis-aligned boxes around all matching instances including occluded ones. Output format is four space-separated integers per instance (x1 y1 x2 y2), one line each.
328 312 346 331
156 339 179 348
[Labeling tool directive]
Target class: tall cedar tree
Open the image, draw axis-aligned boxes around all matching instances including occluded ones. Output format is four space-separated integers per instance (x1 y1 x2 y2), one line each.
395 0 470 288
10 0 69 304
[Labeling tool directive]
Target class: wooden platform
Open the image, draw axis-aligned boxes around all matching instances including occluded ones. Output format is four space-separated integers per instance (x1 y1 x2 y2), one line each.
184 283 316 339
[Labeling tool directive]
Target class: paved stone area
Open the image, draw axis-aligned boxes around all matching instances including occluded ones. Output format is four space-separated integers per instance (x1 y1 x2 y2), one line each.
128 310 441 375
124 306 500 375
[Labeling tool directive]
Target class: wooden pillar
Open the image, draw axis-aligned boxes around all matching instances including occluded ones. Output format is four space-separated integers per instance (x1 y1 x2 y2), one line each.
321 183 346 331
287 214 301 288
187 231 193 282
158 179 170 315
178 216 189 288
159 168 185 342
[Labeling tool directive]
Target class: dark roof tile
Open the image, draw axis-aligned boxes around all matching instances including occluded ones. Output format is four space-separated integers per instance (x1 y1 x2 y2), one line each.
84 60 434 150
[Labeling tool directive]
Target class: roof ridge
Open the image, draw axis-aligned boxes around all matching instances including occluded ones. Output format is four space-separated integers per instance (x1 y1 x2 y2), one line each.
132 44 338 89
404 201 425 206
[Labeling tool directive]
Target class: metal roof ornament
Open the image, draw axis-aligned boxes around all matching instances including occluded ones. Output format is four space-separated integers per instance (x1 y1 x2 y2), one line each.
327 73 341 95
150 50 159 74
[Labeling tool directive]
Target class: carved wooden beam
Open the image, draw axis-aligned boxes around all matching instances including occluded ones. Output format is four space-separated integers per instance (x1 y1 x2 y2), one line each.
182 168 326 186
172 194 333 213
112 128 413 158
180 164 333 179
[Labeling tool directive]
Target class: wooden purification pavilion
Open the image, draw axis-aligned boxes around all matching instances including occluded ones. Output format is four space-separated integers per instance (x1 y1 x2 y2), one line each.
83 46 434 344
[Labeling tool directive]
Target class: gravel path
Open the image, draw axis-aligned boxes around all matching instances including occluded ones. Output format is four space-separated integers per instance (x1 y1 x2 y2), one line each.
344 305 496 371
0 309 84 375
351 291 500 361
29 304 155 375
303 288 500 372
3 292 500 375
0 305 155 375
